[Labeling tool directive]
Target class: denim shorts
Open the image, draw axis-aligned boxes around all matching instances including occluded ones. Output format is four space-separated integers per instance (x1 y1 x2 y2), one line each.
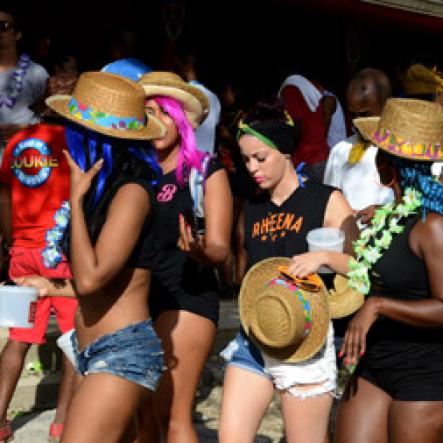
71 319 165 391
220 328 271 379
221 324 337 399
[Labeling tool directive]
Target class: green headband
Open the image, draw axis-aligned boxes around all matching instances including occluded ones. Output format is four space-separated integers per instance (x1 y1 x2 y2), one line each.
237 112 298 155
237 120 279 150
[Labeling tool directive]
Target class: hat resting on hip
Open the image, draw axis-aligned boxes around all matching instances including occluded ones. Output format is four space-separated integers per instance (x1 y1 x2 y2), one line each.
46 71 166 140
139 71 209 128
353 98 443 162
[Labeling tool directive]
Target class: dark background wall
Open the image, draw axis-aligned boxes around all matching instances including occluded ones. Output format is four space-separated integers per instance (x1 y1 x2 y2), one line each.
17 0 443 101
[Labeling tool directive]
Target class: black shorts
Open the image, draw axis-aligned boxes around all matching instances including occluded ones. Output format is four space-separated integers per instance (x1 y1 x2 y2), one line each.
360 360 443 401
149 289 219 326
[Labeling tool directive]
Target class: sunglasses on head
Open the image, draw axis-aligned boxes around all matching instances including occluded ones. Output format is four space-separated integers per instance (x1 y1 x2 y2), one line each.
0 20 13 32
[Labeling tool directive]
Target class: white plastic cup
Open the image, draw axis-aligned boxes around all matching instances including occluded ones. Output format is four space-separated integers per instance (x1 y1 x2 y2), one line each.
0 285 38 328
56 329 76 367
306 227 345 274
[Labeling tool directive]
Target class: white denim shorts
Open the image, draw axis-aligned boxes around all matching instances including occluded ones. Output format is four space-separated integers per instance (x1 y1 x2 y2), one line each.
263 322 337 398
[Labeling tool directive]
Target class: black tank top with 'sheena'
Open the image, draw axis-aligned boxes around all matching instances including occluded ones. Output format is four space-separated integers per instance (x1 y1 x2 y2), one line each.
244 179 336 268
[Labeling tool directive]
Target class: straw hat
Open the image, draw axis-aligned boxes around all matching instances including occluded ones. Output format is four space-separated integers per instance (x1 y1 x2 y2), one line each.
353 98 443 162
399 64 443 96
139 71 209 128
239 258 364 362
46 71 166 140
328 274 364 319
239 257 330 363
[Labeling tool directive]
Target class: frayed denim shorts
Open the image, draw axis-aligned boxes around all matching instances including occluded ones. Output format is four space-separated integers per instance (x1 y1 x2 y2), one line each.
221 323 337 399
220 328 272 379
71 319 165 392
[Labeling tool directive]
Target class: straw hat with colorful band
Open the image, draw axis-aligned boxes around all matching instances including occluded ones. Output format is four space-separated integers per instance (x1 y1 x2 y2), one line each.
239 257 329 363
46 71 166 140
353 98 443 162
277 266 364 318
139 71 209 129
237 114 297 155
239 257 364 362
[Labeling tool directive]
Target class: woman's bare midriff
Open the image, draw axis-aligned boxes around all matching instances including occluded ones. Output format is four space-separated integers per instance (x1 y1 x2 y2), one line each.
74 267 151 351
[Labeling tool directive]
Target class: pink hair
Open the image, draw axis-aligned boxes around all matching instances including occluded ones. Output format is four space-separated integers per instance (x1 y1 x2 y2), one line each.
153 96 205 187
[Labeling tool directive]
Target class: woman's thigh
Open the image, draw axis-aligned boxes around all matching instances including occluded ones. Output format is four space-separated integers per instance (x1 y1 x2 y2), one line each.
61 373 147 443
219 365 274 443
280 389 333 443
389 401 443 443
153 310 216 418
335 376 391 443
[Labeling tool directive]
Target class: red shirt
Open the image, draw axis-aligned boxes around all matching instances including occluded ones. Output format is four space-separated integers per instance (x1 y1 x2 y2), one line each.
281 85 329 165
0 124 70 248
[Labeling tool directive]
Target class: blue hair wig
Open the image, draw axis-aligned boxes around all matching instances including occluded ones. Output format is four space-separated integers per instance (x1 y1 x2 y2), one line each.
64 124 160 205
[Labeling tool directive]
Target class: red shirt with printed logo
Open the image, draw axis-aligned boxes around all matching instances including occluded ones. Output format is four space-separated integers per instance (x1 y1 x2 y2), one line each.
0 124 70 248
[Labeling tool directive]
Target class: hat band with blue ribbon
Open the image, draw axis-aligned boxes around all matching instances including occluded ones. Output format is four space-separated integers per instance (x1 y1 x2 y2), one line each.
68 98 145 132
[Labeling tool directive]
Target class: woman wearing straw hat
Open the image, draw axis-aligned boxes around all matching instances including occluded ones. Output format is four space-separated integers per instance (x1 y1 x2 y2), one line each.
218 97 357 443
291 98 443 442
337 98 443 443
45 71 167 442
137 72 232 443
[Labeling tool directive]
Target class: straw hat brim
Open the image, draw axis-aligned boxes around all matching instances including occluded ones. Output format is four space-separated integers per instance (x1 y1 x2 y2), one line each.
239 257 330 363
46 95 166 140
353 116 441 162
140 82 209 128
328 274 364 319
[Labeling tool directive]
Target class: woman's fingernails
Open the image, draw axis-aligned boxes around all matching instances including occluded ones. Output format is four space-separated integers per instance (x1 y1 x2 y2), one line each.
338 350 344 358
359 350 365 357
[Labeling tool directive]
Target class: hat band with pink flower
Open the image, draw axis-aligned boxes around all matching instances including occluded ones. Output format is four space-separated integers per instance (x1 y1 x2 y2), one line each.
68 97 145 132
353 98 443 162
373 126 442 160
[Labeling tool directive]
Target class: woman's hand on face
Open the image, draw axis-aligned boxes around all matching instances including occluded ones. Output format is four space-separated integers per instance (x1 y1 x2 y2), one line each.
339 297 380 366
288 251 327 278
63 150 103 203
177 213 204 259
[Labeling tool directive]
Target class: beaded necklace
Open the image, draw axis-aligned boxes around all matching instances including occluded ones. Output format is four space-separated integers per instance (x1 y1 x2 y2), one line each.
0 53 31 108
347 187 422 295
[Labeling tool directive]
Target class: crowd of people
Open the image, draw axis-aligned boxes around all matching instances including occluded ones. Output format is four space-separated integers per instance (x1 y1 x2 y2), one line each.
0 1 443 442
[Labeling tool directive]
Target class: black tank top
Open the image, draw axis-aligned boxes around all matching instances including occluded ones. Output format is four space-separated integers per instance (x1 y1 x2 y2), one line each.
244 179 335 267
366 214 443 368
149 159 222 299
124 178 156 269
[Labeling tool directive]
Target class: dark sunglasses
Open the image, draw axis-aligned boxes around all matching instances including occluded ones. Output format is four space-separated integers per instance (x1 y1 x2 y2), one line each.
0 20 14 32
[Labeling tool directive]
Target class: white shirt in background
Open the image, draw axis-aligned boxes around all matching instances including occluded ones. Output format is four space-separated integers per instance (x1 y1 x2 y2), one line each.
324 134 394 211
